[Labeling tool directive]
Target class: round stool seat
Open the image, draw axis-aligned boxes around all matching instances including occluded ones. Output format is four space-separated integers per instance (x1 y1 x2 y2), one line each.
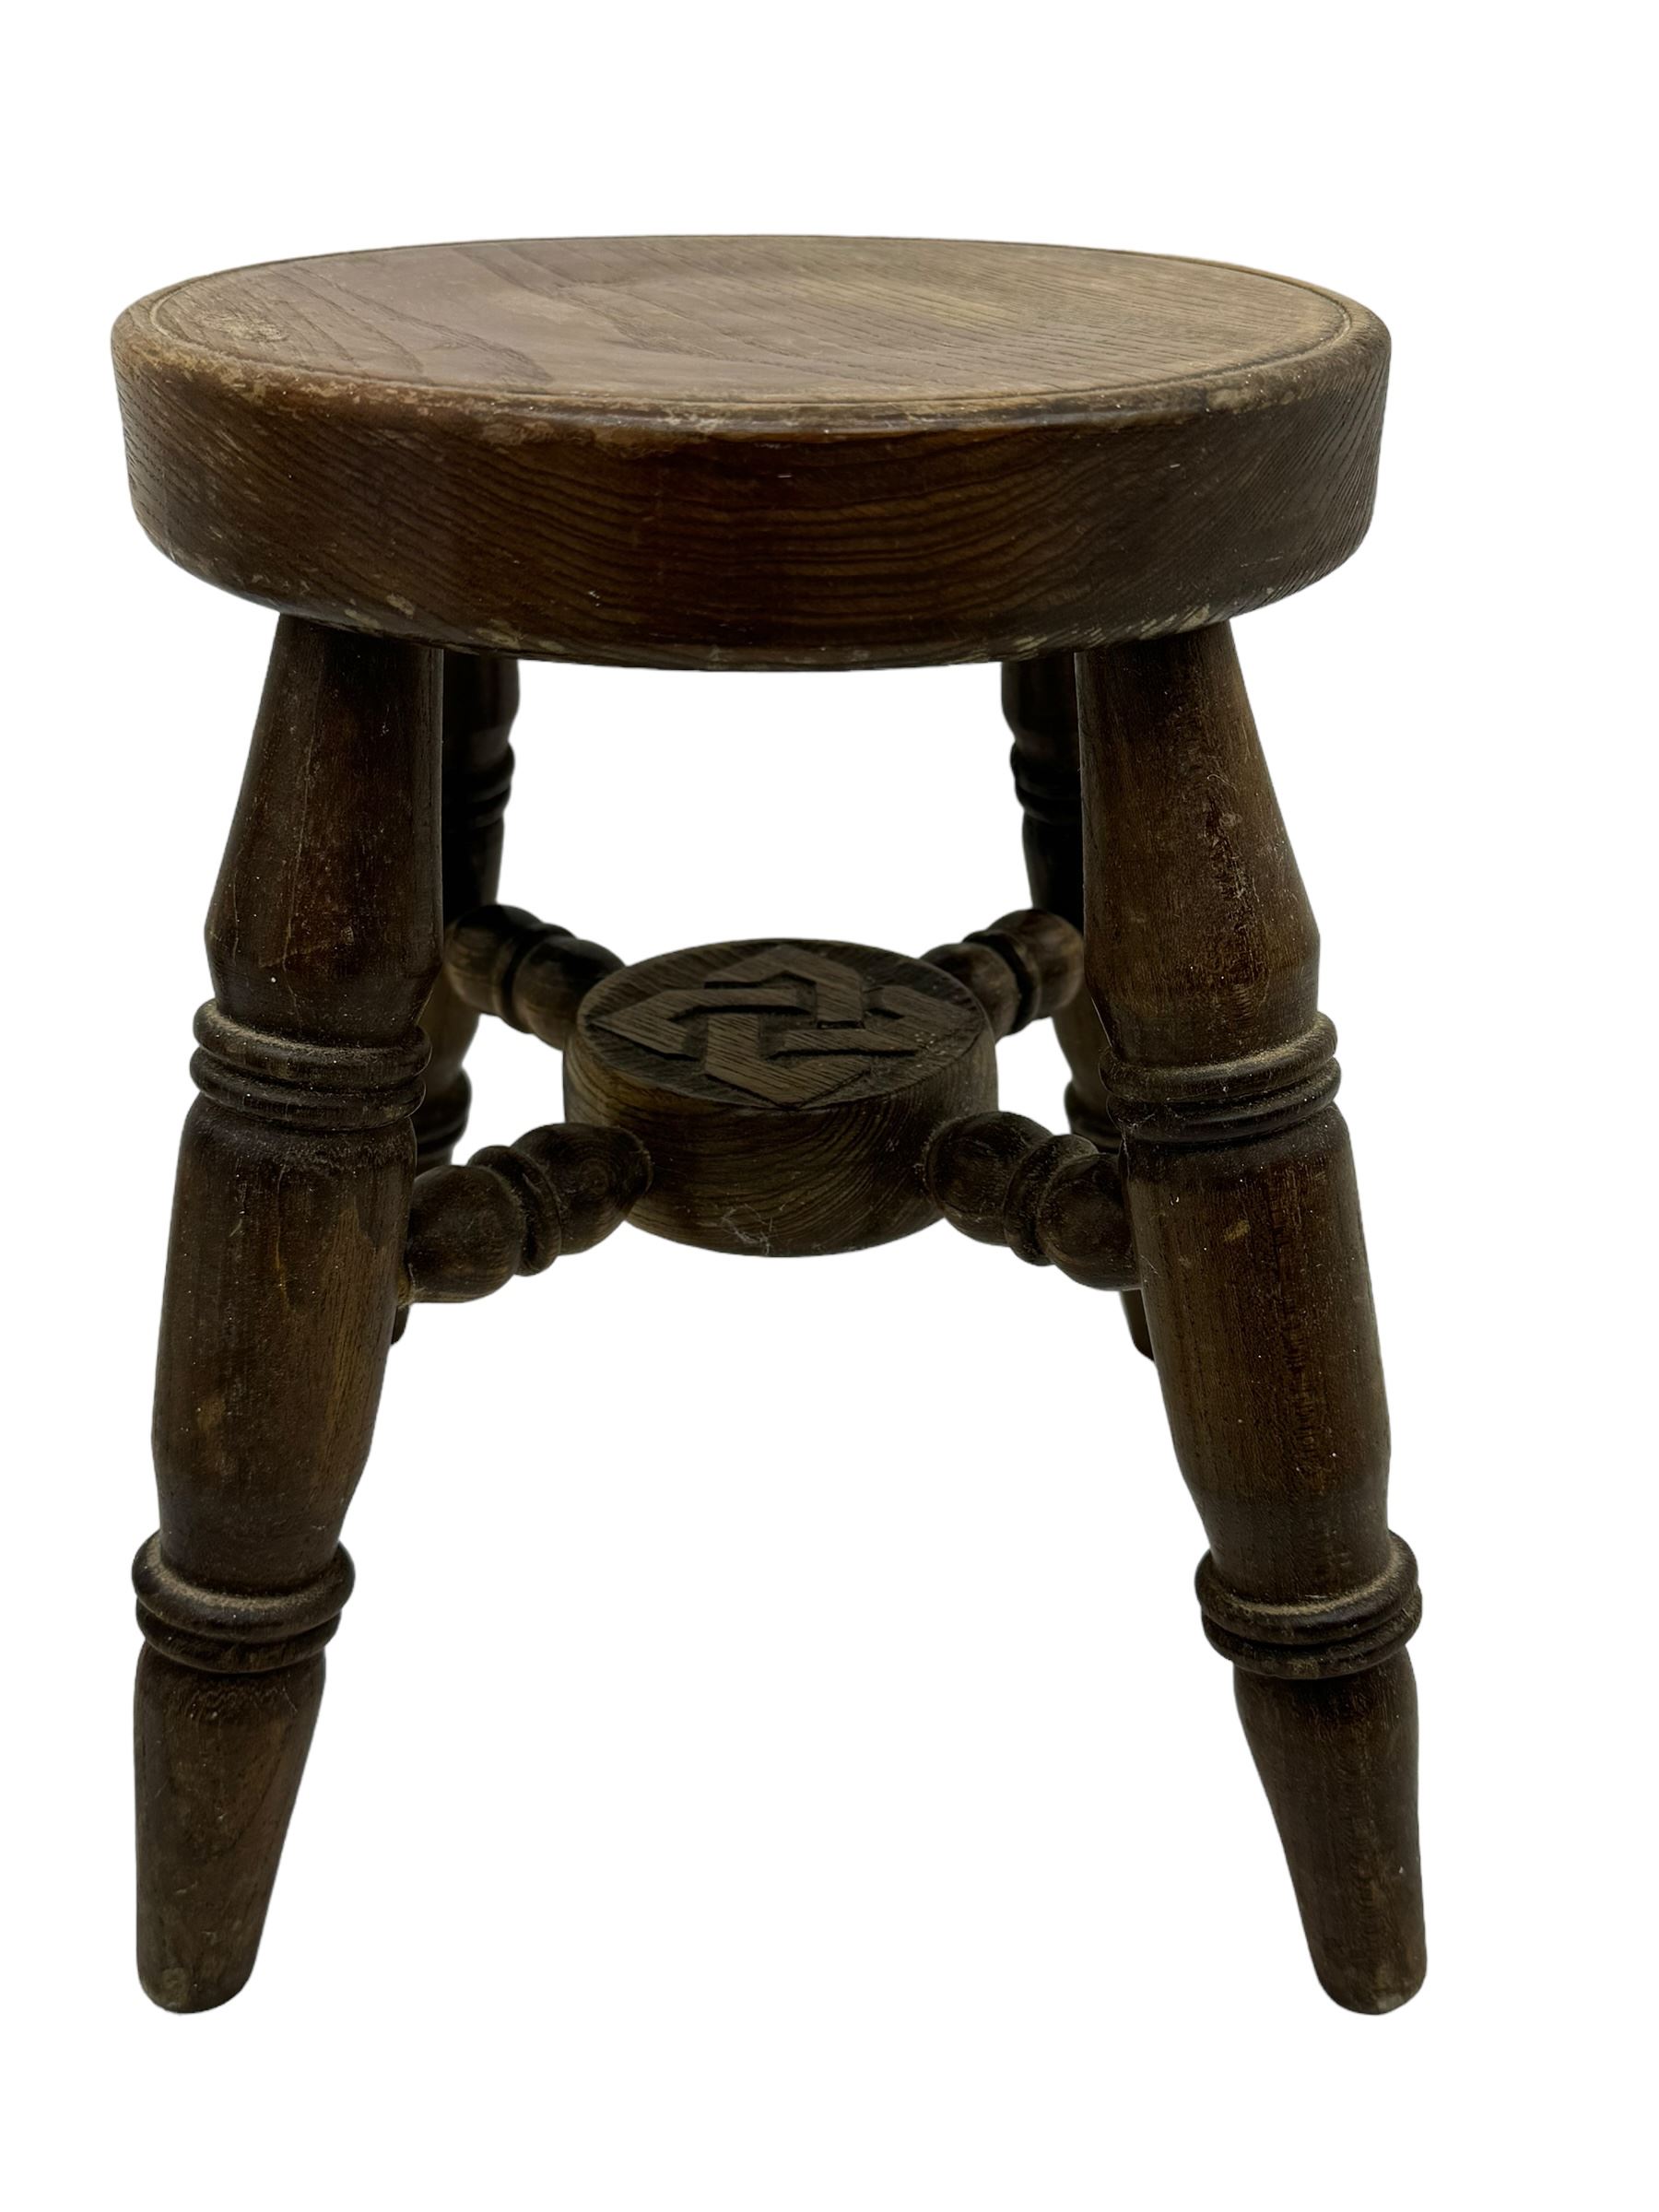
113 236 1388 671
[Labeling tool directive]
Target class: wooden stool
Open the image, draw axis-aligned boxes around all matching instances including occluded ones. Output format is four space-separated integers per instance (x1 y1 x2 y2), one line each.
114 237 1423 2015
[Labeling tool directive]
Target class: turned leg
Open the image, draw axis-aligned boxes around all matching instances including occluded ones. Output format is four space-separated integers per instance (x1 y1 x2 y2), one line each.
415 652 519 1168
136 616 441 2010
1075 624 1425 2012
1004 657 1153 1358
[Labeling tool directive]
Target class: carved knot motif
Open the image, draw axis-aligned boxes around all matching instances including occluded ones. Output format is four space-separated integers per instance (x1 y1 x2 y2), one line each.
597 944 970 1106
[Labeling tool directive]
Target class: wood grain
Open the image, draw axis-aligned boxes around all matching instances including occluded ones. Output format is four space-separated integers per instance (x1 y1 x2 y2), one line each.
112 237 1388 669
114 235 1421 2019
563 937 997 1256
137 616 441 2009
1077 621 1424 2012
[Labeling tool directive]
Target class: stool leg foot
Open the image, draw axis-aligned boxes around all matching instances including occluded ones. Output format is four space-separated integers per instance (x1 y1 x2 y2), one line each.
1076 624 1425 2011
135 616 441 2010
415 652 518 1169
1235 1654 1425 2012
1002 657 1151 1357
135 1650 324 2010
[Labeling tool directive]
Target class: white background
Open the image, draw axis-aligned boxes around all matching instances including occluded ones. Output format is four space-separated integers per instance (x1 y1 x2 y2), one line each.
6 5 1653 2204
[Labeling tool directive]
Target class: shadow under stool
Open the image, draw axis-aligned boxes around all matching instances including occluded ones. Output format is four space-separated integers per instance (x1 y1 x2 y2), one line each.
112 235 1424 2016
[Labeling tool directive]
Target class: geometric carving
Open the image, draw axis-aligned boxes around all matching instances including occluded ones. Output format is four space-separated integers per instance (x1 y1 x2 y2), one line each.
565 938 996 1255
591 941 982 1109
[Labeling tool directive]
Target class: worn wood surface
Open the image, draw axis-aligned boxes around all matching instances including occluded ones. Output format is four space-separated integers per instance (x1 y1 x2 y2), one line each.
113 237 1387 669
117 237 1422 2018
563 937 998 1256
1076 622 1424 2012
137 615 441 2010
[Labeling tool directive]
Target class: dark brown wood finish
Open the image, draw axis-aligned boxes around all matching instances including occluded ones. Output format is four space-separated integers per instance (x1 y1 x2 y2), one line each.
415 653 519 1167
1076 622 1424 2012
137 615 441 2010
516 910 1077 1256
562 936 998 1257
1004 654 1155 1358
403 1122 649 1305
114 238 1422 2018
921 907 1081 1041
113 237 1387 670
444 904 625 1051
924 1111 1137 1290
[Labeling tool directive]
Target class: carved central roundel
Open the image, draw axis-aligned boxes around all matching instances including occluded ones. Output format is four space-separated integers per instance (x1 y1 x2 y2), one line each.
563 939 997 1257
576 940 984 1108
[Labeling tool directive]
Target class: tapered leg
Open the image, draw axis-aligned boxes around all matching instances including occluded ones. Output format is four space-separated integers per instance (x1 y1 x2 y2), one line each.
136 616 441 2009
1004 657 1153 1357
415 652 519 1169
1075 624 1425 2012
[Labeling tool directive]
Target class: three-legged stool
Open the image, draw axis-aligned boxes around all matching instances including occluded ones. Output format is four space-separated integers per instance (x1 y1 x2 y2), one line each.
113 236 1424 2014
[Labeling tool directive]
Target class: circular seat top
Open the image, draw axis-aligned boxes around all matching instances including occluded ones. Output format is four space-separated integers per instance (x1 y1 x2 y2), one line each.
114 237 1388 670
